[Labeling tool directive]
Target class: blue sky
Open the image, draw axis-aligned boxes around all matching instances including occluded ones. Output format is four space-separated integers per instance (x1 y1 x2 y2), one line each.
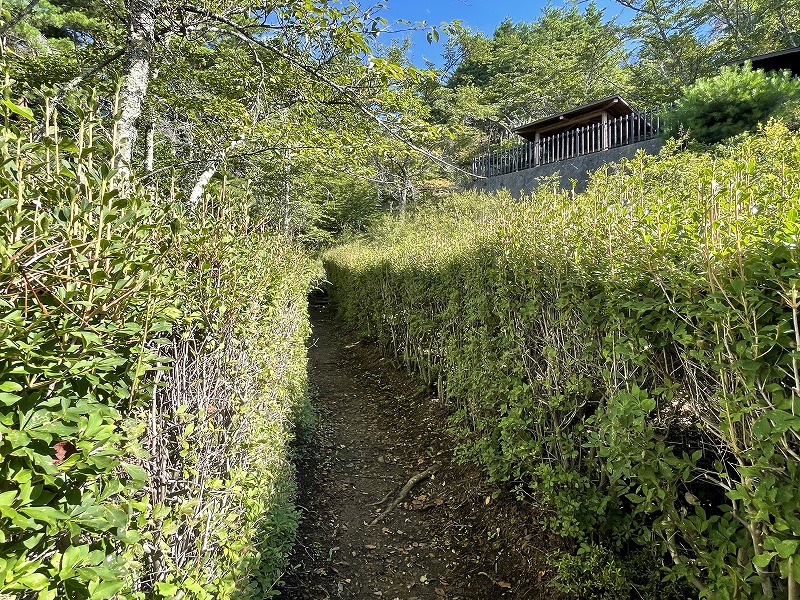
377 0 630 69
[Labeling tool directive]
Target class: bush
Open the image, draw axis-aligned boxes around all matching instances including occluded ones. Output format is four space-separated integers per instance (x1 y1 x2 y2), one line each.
144 219 317 599
551 543 629 599
0 98 179 600
0 95 316 598
666 62 800 143
325 123 800 599
552 543 689 599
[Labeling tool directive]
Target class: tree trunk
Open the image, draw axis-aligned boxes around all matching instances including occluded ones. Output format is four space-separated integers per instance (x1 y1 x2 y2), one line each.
116 0 156 173
188 163 217 209
145 120 155 172
187 137 245 209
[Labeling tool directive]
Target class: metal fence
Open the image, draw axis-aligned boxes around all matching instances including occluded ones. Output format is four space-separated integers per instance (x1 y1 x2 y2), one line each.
472 107 665 178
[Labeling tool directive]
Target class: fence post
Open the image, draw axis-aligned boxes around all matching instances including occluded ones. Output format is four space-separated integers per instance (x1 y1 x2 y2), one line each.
628 113 633 145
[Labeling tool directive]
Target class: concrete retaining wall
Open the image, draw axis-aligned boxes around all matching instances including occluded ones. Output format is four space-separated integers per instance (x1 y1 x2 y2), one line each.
469 139 664 197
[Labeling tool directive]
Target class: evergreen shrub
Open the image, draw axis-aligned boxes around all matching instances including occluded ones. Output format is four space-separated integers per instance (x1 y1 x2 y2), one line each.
666 62 800 144
0 94 315 598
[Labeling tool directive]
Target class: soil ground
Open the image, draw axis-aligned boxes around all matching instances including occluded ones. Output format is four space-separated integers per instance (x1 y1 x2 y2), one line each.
279 302 563 600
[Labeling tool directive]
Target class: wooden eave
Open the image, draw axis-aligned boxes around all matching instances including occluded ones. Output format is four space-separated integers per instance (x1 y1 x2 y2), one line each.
513 96 635 141
736 45 800 76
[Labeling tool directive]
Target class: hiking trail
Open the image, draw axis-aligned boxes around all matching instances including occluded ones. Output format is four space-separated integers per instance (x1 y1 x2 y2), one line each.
280 302 557 599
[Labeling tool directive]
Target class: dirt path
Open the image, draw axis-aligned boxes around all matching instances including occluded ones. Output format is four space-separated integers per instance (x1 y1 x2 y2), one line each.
280 303 556 599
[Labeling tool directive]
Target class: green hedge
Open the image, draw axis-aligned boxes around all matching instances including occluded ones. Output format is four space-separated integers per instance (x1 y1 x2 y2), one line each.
144 219 317 599
325 123 800 599
0 97 315 598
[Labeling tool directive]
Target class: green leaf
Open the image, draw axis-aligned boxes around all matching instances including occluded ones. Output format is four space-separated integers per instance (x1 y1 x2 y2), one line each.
0 490 18 506
15 571 49 590
122 463 148 483
37 588 57 600
88 578 125 599
2 99 35 121
751 416 772 438
0 391 21 405
0 197 18 211
21 506 70 521
104 506 128 528
155 582 180 596
60 544 89 576
775 539 799 559
753 551 776 568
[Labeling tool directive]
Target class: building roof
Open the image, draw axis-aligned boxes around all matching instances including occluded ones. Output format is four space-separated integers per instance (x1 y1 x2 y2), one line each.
737 46 800 76
513 95 636 141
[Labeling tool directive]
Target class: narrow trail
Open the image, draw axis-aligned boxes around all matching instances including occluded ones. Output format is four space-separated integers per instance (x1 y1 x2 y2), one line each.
280 302 556 599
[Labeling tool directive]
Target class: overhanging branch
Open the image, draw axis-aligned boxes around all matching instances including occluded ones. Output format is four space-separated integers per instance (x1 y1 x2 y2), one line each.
182 5 483 180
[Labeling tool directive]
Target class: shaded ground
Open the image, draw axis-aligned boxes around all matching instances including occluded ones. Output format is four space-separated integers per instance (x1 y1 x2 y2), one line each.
280 302 561 599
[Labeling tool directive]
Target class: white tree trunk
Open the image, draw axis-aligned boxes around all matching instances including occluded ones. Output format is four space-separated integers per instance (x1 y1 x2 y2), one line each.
145 120 155 172
188 164 217 209
116 0 156 173
188 137 245 209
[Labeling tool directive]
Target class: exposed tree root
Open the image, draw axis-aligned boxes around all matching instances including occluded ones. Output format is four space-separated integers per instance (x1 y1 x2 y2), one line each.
366 490 393 507
368 464 440 526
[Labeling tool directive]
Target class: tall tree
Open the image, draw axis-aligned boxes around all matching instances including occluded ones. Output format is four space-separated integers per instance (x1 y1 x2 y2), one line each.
117 0 155 169
1 0 457 232
437 3 629 169
619 0 800 103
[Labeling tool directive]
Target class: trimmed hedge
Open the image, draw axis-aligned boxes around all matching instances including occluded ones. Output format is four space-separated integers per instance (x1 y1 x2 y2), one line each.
143 220 317 599
0 97 315 598
325 124 800 599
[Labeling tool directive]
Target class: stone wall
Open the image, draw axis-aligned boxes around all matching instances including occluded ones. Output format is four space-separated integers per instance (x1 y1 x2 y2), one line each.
469 139 664 197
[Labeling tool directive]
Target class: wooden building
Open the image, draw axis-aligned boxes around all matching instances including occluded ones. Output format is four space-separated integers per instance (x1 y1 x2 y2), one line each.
514 95 637 147
737 46 800 76
472 96 662 178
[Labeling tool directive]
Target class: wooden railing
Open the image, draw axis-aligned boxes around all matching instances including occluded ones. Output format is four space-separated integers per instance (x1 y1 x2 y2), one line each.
472 108 665 178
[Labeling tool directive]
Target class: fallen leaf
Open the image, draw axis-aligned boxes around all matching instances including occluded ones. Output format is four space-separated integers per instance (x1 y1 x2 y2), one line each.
52 441 77 466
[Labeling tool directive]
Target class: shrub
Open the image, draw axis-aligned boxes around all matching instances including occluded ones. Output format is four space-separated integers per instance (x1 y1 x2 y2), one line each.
143 219 317 599
325 123 800 598
0 97 179 600
0 94 316 598
552 543 689 599
666 62 800 143
551 543 629 599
